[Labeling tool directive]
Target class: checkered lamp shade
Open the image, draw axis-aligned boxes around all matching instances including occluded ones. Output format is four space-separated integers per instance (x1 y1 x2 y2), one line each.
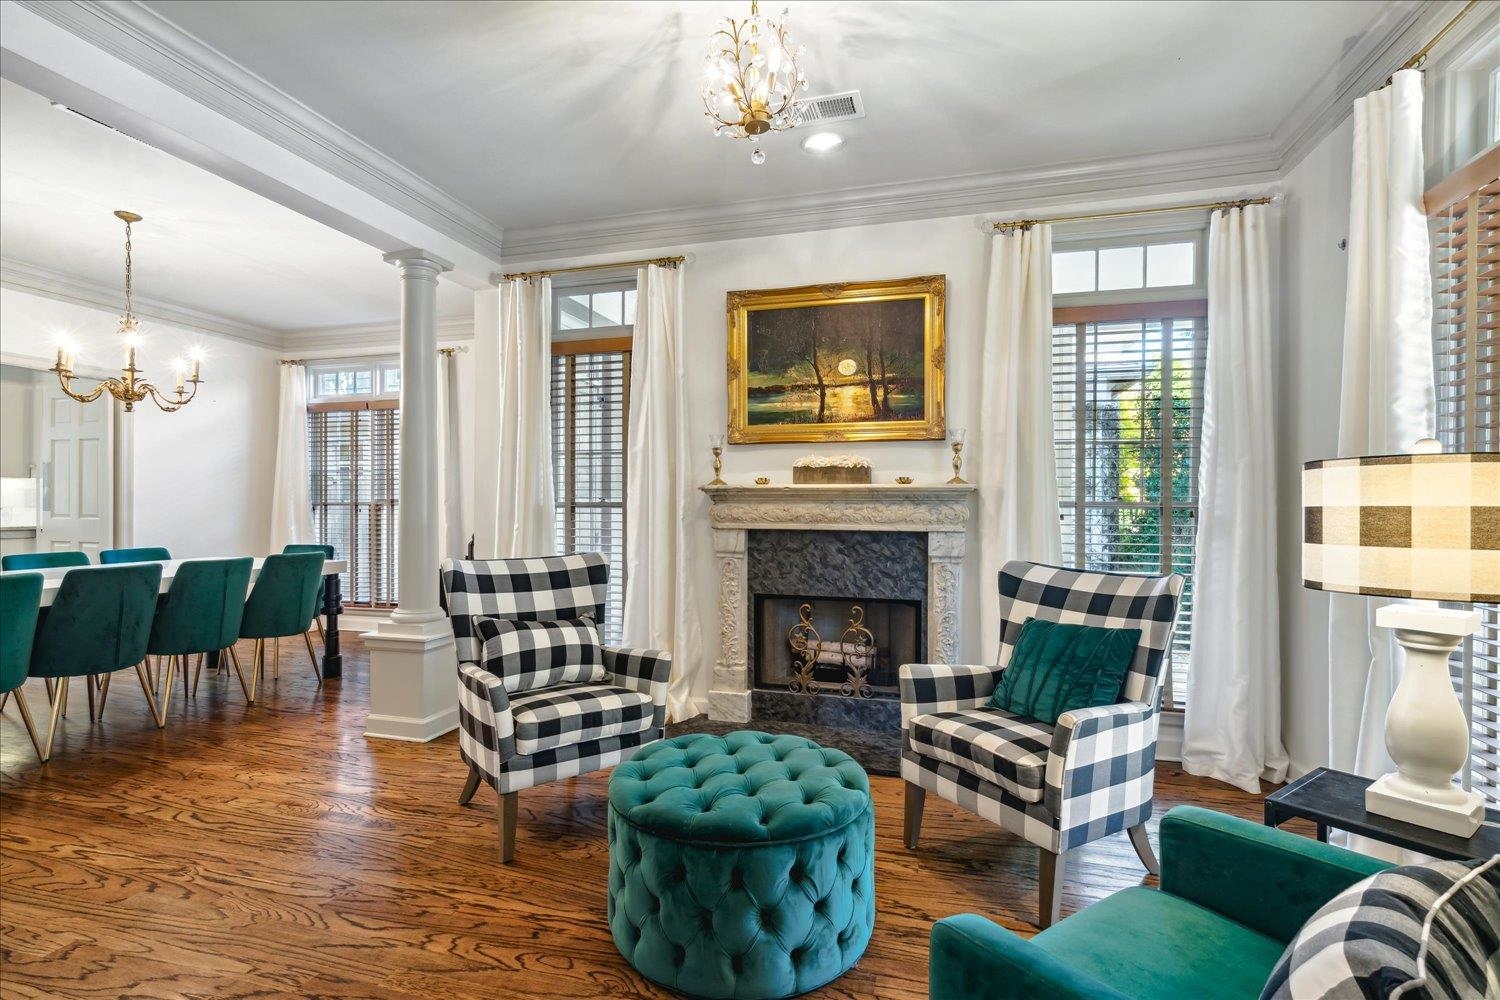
1303 453 1499 604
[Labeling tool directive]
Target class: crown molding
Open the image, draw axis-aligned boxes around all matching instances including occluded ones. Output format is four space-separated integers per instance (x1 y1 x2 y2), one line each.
0 256 286 349
280 316 476 355
501 137 1284 261
15 0 506 262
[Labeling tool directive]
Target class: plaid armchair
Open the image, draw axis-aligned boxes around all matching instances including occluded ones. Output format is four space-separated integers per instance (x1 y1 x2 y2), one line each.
440 553 671 863
900 561 1183 927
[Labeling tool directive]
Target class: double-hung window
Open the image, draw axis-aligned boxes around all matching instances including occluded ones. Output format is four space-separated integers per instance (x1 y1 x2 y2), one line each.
1050 234 1207 710
306 359 401 607
550 281 636 642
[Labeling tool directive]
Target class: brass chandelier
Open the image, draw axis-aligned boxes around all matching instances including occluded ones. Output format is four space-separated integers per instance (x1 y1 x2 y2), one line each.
50 210 202 413
702 0 809 163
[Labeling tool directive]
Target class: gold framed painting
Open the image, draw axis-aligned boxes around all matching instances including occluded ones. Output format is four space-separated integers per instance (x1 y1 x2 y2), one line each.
726 274 946 444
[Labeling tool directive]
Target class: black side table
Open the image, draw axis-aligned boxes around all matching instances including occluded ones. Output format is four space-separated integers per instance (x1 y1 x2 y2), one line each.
1264 767 1500 861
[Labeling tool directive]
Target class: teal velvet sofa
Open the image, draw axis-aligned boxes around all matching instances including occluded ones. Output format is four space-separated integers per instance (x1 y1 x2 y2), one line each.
929 806 1392 1000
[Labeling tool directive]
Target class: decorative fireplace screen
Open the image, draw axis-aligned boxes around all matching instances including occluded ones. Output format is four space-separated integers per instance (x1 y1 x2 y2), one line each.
754 595 919 700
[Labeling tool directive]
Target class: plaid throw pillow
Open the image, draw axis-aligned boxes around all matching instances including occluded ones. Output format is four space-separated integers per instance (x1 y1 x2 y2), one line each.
1261 855 1500 1000
475 616 606 694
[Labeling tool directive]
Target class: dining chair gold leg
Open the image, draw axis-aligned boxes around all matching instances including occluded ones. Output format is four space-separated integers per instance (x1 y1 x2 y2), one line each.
181 655 192 703
302 631 322 686
192 655 203 698
97 673 112 717
248 639 263 704
158 659 176 724
43 677 55 705
86 674 97 724
0 691 8 713
273 639 280 680
12 687 43 760
41 676 68 762
136 663 167 729
227 645 252 702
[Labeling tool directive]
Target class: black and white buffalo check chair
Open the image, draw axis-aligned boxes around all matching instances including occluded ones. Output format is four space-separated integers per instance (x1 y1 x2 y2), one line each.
900 560 1183 928
441 553 671 863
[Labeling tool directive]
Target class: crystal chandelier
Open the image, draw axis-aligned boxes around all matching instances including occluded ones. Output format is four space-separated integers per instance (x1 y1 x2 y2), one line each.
50 211 203 413
702 1 809 164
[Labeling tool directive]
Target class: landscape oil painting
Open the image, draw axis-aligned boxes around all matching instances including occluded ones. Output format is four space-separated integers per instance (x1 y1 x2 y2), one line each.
726 275 946 443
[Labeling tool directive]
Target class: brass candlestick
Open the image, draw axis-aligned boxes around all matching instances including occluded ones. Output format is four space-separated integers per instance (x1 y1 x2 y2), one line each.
947 428 967 484
708 434 727 486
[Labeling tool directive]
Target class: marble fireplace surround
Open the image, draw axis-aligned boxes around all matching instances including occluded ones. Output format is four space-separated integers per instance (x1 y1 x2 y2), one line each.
702 483 976 723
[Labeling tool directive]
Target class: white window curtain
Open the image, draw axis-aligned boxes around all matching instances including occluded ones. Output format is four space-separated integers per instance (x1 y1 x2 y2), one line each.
1181 203 1288 793
488 277 556 558
978 224 1062 657
621 263 701 722
436 348 465 560
1328 68 1436 784
267 360 312 552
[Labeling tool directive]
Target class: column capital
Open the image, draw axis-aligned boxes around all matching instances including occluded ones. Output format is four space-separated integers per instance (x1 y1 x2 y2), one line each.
384 248 455 277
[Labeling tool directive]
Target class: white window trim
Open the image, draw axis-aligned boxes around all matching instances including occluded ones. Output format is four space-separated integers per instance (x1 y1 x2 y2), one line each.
305 357 400 406
1051 228 1208 308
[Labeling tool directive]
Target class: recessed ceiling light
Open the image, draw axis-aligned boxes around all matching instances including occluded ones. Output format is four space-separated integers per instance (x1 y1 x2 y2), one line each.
801 131 844 154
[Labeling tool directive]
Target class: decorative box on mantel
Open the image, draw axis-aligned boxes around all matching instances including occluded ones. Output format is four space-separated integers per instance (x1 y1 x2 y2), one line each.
701 483 976 724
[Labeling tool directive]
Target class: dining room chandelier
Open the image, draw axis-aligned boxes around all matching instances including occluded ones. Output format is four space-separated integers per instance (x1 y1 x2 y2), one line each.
702 0 809 164
50 210 202 413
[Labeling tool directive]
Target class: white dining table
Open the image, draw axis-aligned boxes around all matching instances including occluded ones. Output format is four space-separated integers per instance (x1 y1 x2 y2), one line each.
2 557 350 678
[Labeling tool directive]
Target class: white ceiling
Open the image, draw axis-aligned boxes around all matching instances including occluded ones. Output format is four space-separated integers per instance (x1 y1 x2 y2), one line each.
0 79 474 338
140 0 1404 235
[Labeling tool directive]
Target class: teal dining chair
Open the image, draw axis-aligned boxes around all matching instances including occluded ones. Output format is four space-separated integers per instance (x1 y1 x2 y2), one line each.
146 557 254 709
282 543 333 645
2 551 90 571
239 551 325 703
0 572 45 759
28 562 163 761
100 546 172 564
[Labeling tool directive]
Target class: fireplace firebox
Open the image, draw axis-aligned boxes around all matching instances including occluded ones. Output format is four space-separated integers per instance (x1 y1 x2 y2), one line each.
754 595 920 700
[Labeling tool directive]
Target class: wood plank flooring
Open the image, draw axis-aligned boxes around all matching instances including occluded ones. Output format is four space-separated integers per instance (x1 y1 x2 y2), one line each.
0 634 1299 998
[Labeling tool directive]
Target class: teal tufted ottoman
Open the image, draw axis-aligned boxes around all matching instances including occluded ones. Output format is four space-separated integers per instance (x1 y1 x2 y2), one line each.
607 731 875 999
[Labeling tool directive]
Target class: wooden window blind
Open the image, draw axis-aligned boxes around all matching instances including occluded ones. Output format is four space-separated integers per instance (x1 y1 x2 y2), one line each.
550 346 630 643
308 400 400 608
1052 301 1208 711
1428 148 1498 804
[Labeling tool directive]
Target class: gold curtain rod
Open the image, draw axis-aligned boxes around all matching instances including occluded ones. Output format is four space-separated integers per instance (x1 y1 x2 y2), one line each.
992 197 1274 233
281 346 466 365
1402 0 1480 72
498 255 685 282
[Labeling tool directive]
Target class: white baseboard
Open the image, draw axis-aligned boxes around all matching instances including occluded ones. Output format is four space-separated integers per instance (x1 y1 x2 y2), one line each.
1157 711 1183 763
364 706 459 743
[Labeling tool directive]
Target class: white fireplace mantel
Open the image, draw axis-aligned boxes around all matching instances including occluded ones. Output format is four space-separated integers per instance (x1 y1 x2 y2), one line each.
702 482 976 723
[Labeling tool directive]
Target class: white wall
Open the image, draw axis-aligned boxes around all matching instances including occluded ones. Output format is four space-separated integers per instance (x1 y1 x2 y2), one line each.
1274 115 1355 776
0 287 281 557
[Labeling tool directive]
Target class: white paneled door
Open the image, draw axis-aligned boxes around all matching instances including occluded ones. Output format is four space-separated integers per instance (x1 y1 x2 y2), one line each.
39 383 112 559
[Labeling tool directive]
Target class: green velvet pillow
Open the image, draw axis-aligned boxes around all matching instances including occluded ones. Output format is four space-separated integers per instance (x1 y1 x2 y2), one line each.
989 618 1141 724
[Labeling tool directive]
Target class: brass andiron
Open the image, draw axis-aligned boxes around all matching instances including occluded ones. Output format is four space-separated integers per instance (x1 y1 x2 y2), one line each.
787 603 821 695
839 605 876 699
709 433 727 486
947 427 967 484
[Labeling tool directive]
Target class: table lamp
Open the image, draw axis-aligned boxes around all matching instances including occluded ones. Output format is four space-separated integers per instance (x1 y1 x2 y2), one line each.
1303 443 1498 837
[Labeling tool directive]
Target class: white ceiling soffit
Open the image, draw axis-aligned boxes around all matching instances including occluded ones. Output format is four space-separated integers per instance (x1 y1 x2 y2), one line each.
5 0 1461 266
2 0 503 284
0 256 284 349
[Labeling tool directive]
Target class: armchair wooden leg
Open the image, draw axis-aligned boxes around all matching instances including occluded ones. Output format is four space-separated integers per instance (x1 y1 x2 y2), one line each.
1127 823 1159 876
903 781 926 850
498 791 518 864
11 688 42 760
1039 849 1068 929
459 764 482 806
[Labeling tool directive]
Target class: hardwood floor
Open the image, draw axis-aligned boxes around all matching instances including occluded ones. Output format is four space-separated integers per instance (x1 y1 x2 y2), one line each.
0 634 1301 998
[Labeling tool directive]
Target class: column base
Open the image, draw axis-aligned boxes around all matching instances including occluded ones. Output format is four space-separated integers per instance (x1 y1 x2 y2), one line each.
1366 773 1485 838
364 616 458 743
707 689 751 723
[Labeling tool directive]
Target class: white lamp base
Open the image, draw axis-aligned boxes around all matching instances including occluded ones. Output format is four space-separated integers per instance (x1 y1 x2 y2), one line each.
1366 603 1484 839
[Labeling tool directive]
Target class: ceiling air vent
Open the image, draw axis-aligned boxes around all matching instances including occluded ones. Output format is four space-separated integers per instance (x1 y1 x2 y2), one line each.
798 90 865 125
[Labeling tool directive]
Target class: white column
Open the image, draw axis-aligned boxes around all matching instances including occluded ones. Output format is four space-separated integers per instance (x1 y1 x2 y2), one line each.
364 248 461 742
